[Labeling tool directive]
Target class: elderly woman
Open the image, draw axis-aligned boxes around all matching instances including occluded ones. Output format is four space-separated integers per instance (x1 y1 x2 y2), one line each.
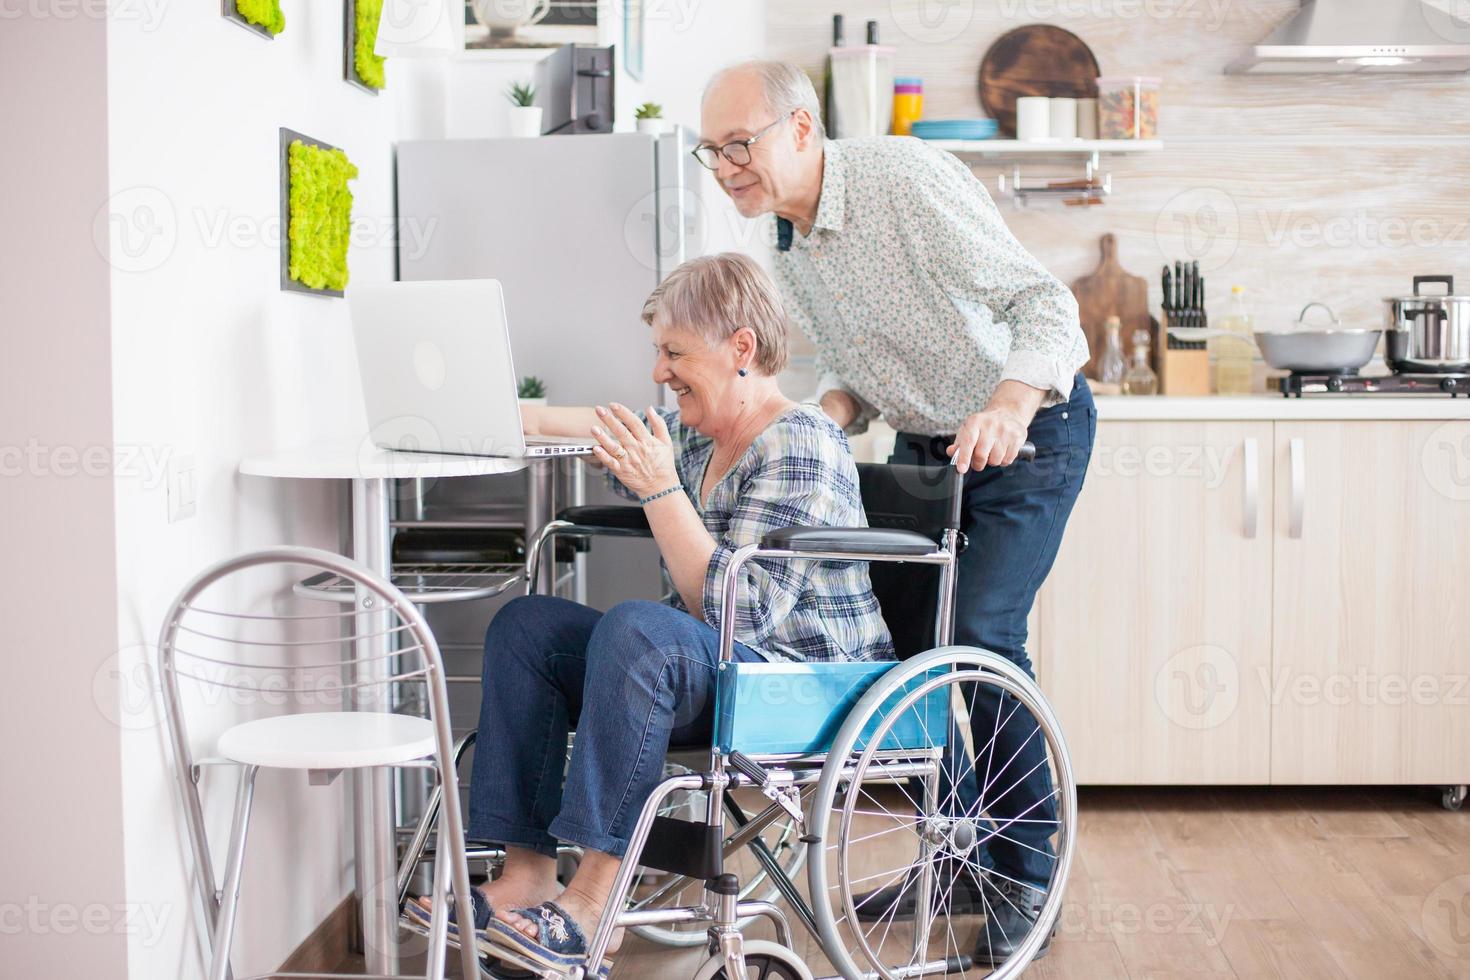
417 252 894 973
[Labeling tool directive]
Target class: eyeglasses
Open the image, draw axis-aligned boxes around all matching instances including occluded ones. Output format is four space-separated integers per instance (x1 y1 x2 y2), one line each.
691 111 795 171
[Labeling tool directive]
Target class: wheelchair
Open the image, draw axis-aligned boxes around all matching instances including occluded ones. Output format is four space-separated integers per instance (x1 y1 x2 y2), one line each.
399 455 1077 980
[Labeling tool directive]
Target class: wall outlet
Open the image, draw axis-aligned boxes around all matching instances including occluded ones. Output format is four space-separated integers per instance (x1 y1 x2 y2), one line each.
167 453 197 523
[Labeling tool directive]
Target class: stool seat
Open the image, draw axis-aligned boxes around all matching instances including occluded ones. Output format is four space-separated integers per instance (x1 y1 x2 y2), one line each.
217 712 436 770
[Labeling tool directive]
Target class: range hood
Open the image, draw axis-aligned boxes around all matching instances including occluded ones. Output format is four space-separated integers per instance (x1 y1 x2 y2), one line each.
1226 0 1470 74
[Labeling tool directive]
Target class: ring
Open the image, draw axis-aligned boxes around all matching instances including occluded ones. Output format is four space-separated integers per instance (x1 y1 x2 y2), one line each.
615 447 628 459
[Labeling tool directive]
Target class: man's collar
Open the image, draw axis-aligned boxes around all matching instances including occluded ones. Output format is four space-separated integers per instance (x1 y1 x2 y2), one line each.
775 140 844 252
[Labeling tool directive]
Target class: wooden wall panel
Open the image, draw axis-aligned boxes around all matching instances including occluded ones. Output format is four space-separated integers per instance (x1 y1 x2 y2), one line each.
764 1 1470 331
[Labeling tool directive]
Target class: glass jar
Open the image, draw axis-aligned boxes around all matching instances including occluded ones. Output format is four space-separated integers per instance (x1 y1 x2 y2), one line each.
1096 76 1161 140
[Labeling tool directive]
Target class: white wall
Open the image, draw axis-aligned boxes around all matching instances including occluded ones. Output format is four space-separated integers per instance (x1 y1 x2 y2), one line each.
0 14 129 979
103 5 412 977
0 4 776 977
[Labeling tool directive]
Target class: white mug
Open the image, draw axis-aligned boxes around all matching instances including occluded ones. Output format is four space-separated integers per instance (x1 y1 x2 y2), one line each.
1016 97 1051 141
1049 97 1078 140
473 0 552 36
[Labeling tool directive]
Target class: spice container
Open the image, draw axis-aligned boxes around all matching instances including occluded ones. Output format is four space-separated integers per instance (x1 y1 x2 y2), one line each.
1096 76 1160 139
891 77 923 136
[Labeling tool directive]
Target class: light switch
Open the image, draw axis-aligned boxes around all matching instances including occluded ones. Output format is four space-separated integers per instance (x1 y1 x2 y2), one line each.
168 453 197 523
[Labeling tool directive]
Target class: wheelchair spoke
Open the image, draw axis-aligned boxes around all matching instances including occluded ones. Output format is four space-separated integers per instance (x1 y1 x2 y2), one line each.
826 818 921 850
976 719 1043 806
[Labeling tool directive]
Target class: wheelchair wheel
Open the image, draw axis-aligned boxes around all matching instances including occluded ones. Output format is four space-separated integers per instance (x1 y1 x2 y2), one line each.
806 647 1077 980
624 762 807 947
692 939 814 980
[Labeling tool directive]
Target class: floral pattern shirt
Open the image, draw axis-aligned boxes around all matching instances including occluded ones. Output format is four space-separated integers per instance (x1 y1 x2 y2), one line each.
608 404 895 664
772 137 1090 436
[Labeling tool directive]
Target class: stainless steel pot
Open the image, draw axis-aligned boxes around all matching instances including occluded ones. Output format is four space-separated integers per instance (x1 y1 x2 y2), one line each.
1253 303 1382 374
1384 275 1470 373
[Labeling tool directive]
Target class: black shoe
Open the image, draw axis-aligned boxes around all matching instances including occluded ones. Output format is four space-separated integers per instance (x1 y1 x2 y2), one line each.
972 876 1052 965
853 859 987 923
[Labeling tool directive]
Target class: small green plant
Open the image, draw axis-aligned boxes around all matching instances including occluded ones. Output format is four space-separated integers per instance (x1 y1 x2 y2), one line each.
236 0 284 34
518 376 546 399
354 0 386 90
506 82 537 107
287 140 359 292
635 102 663 120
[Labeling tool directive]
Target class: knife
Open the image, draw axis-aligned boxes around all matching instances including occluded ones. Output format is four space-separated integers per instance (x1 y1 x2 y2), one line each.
1173 261 1184 322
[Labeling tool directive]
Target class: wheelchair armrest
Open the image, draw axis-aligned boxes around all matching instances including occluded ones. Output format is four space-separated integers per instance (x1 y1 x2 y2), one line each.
760 526 940 557
554 505 651 536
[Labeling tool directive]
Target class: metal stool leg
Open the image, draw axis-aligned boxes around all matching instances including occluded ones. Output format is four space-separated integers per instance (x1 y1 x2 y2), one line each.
207 765 259 980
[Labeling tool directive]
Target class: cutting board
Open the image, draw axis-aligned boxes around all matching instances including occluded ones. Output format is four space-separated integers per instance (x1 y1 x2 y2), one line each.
1071 234 1157 378
978 25 1101 138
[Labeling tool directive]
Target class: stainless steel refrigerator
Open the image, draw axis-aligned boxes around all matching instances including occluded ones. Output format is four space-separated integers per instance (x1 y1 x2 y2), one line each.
396 129 705 410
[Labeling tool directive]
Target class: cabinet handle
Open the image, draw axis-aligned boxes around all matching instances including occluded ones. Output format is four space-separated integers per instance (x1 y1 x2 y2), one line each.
1242 437 1259 538
1288 437 1306 539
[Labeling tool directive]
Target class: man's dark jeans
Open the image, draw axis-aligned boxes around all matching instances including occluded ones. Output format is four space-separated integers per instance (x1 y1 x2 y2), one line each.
890 374 1096 888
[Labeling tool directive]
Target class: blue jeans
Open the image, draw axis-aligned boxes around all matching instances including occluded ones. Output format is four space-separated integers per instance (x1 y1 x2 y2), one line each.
890 374 1096 887
467 595 764 858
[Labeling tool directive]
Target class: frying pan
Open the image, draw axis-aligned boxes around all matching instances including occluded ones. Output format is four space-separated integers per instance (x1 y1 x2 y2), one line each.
1172 303 1382 373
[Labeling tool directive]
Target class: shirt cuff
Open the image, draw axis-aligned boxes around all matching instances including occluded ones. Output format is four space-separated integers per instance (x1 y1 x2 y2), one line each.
999 350 1075 408
816 371 882 436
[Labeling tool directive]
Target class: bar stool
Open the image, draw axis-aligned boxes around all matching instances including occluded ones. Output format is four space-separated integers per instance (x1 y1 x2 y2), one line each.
157 545 480 980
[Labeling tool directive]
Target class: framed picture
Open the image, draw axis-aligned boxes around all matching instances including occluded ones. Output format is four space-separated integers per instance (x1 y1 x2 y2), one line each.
279 128 359 298
222 0 284 38
622 0 644 81
345 0 385 93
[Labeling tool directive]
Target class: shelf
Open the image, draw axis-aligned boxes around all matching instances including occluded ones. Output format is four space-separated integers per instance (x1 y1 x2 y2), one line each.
925 138 1163 157
295 562 524 605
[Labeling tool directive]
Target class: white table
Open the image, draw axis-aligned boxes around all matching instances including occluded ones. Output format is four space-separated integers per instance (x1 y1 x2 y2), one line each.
240 439 528 973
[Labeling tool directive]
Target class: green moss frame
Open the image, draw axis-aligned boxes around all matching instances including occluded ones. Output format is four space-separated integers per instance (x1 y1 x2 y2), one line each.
346 0 386 93
223 0 284 38
279 129 359 297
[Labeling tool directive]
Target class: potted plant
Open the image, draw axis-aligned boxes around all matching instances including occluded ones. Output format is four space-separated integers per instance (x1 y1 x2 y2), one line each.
635 102 664 135
506 82 542 138
517 375 547 406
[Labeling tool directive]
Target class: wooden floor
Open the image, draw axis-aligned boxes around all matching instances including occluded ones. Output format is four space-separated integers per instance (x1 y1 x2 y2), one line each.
343 786 1470 979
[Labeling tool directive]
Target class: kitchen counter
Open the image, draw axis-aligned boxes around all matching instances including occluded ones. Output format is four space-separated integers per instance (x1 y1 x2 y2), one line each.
1094 395 1470 421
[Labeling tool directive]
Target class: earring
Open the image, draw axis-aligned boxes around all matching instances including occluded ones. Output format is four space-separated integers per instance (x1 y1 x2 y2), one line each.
738 368 748 377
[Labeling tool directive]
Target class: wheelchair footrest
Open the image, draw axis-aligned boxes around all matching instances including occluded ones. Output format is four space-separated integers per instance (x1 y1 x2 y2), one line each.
635 816 723 880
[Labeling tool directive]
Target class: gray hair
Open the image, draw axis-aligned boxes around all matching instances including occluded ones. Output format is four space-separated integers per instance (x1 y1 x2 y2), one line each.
704 60 825 140
641 253 790 376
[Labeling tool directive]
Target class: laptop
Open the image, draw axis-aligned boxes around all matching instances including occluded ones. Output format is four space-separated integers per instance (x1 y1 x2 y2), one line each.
348 279 597 458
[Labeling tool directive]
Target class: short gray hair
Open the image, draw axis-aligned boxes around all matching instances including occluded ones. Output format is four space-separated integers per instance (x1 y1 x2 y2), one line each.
641 253 790 376
704 60 825 140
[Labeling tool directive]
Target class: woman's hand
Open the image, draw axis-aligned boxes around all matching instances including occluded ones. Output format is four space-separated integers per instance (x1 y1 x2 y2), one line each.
593 403 679 498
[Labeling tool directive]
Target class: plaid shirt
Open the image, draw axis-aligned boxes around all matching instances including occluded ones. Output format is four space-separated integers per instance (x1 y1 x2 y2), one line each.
609 404 894 664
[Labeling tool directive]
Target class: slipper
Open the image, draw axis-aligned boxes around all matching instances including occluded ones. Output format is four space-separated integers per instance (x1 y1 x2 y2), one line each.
402 886 493 943
481 900 612 980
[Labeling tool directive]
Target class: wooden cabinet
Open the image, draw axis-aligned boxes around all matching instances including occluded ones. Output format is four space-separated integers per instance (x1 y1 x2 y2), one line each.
1271 421 1470 784
1035 421 1274 784
1035 416 1470 786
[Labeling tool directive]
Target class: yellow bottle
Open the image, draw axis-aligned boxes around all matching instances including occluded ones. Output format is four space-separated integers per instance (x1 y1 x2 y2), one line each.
892 78 923 136
1212 285 1255 395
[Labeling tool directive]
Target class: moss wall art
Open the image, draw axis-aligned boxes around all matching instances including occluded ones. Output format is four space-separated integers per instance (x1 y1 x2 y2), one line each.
226 0 285 37
280 130 358 296
352 0 386 91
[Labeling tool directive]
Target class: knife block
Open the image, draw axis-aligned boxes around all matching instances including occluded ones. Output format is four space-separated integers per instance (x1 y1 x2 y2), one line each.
1160 309 1211 395
1161 346 1210 395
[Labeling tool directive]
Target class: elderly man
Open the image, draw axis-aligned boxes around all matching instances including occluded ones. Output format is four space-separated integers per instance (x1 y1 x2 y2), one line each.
697 61 1096 962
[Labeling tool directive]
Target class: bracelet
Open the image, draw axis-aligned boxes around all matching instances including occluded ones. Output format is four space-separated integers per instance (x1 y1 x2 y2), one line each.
639 485 684 506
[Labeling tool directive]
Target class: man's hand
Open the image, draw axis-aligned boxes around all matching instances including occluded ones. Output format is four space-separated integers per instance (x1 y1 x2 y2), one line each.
947 381 1046 475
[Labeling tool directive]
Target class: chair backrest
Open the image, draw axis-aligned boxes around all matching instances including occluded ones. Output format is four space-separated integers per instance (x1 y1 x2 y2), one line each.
856 463 963 660
156 546 454 770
